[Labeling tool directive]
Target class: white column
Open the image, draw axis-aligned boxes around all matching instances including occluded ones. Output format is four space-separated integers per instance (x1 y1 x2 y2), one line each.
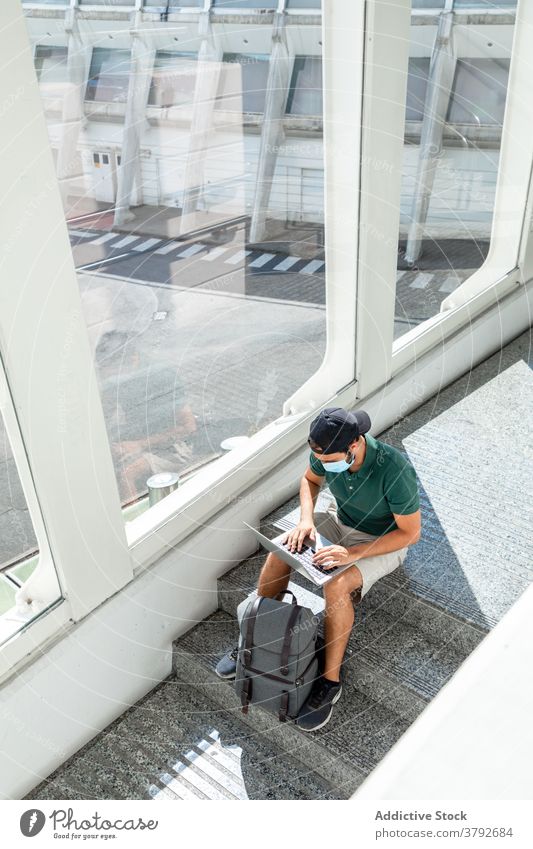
56 4 90 210
249 12 291 244
403 10 456 265
179 11 223 234
113 12 155 227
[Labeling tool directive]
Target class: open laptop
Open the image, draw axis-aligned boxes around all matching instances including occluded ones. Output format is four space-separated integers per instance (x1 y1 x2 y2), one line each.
243 520 353 587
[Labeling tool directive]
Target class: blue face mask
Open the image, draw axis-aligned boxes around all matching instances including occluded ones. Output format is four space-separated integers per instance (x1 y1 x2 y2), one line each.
321 451 354 473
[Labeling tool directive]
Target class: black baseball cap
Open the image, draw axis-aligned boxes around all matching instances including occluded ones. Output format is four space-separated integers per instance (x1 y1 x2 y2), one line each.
308 407 371 454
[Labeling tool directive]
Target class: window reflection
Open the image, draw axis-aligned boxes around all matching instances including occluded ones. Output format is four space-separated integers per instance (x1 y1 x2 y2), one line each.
286 57 322 116
218 54 270 113
148 52 197 108
394 9 515 341
27 3 326 510
86 48 131 104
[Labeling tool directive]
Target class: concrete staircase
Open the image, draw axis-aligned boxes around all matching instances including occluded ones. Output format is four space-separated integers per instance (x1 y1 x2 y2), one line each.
171 492 488 798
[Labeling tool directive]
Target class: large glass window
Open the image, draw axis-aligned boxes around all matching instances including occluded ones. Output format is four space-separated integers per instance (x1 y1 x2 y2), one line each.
86 48 131 104
286 56 322 116
394 13 514 342
26 10 326 516
0 410 61 646
148 52 197 108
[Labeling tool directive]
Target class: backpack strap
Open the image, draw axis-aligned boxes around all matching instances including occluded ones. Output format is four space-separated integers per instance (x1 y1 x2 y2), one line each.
276 589 298 605
242 594 263 668
240 677 252 715
279 690 289 722
280 603 301 676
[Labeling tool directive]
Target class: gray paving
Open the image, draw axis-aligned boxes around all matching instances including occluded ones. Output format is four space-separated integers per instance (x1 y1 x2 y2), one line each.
24 677 338 801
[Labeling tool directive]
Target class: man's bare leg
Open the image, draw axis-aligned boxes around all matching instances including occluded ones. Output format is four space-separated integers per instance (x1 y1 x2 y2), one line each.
322 566 363 682
257 552 291 599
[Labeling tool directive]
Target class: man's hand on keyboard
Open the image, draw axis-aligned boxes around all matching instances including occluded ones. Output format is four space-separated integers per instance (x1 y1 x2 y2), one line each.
281 521 316 552
311 544 352 570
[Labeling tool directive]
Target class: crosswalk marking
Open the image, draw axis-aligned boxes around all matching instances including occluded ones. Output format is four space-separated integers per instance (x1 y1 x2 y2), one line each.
249 252 276 268
176 243 204 258
201 246 228 262
225 249 252 265
154 241 181 255
299 259 324 275
439 276 459 293
69 229 98 239
90 232 116 245
132 238 162 251
273 255 300 271
409 273 433 289
112 234 140 249
396 270 406 281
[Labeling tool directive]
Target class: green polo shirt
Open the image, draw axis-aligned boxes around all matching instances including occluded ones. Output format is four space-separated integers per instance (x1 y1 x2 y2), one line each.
309 433 419 536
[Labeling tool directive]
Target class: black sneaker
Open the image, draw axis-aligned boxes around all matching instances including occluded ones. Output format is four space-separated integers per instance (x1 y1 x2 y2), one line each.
296 676 342 732
215 646 238 679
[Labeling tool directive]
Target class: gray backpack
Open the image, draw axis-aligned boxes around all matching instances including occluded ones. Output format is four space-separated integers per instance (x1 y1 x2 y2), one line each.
234 590 321 722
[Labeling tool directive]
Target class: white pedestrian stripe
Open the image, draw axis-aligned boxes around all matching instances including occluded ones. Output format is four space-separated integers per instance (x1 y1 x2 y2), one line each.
410 273 433 289
90 232 116 245
299 259 324 275
176 243 204 258
249 253 276 268
69 229 97 239
154 241 180 255
273 256 300 271
439 276 459 293
112 234 140 249
202 246 228 262
132 238 162 251
225 250 252 265
396 270 406 281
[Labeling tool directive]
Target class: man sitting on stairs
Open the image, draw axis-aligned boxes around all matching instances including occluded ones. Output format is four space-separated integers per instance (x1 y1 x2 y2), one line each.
215 407 421 732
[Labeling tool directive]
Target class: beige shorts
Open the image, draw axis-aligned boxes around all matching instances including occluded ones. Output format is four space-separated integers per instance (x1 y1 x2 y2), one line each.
313 509 408 602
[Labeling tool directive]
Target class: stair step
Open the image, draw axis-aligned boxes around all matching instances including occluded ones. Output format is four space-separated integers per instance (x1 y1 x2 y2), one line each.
25 675 339 801
172 610 412 791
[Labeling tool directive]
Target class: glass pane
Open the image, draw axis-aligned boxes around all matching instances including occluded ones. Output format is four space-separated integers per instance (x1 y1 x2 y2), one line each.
0 410 61 645
446 58 510 125
26 8 326 513
393 11 514 342
213 1 276 7
411 1 446 7
218 53 270 113
405 58 430 122
286 0 322 8
148 52 198 108
453 1 516 7
286 56 322 116
86 48 131 104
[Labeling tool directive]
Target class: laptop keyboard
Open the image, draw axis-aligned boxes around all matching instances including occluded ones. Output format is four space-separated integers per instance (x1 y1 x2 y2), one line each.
280 541 340 579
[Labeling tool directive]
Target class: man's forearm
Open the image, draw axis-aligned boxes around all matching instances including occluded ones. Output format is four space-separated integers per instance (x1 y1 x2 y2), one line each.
300 478 320 522
347 528 415 561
